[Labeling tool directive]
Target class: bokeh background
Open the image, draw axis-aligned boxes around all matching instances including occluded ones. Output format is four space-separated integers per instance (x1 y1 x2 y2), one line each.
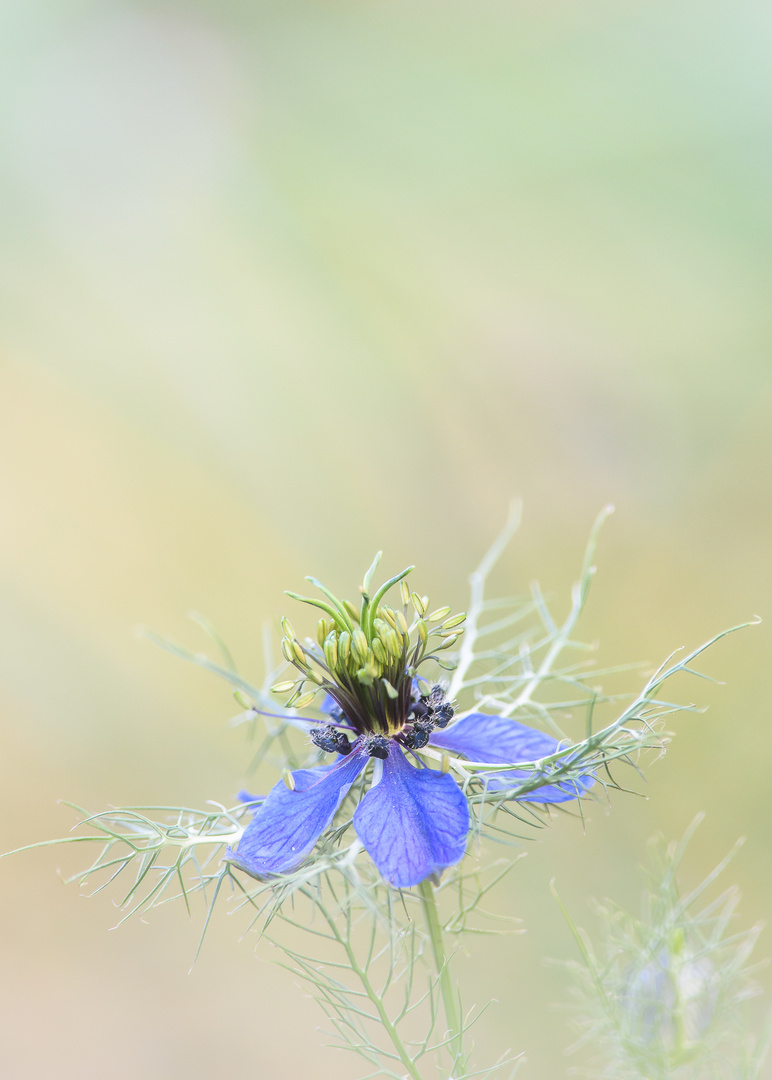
1 2 771 1077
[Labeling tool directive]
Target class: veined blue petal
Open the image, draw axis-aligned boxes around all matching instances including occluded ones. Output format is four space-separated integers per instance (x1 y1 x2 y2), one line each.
429 712 594 803
228 748 368 876
353 743 469 888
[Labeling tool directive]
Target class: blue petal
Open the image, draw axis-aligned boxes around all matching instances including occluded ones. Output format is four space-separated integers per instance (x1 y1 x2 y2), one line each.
353 743 469 888
319 693 354 726
429 712 594 803
229 749 367 876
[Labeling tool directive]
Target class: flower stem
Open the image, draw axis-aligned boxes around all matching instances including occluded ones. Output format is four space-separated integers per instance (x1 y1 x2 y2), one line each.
418 878 468 1076
320 906 425 1080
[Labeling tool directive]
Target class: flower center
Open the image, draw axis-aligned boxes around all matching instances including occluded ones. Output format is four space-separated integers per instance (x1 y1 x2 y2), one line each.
309 684 456 758
270 553 466 745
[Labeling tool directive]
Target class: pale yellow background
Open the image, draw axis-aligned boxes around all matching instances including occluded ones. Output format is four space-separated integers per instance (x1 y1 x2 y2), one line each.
1 2 770 1078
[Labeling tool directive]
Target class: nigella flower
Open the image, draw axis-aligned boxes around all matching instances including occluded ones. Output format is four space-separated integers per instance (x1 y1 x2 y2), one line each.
619 947 718 1058
228 556 594 889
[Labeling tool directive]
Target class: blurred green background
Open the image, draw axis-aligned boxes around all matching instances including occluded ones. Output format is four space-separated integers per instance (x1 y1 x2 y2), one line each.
1 1 770 1077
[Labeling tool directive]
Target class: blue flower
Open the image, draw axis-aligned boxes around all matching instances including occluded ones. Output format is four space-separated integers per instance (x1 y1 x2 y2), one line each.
228 558 594 889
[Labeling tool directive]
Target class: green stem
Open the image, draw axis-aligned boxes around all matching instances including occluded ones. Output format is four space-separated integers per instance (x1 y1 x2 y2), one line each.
322 908 425 1080
418 878 467 1075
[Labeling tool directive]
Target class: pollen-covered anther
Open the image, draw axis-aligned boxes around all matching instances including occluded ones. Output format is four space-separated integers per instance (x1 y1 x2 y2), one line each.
384 628 403 659
357 659 379 685
351 628 369 664
323 632 338 669
401 722 433 750
380 677 399 700
364 734 390 760
433 702 455 728
427 685 445 708
415 684 455 728
310 724 353 756
379 607 398 630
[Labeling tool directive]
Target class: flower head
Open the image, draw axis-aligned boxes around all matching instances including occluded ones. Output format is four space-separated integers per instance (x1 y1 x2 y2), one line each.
228 555 594 888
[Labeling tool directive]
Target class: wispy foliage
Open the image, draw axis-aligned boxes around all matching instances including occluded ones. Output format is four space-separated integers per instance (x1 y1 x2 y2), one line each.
556 815 771 1080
